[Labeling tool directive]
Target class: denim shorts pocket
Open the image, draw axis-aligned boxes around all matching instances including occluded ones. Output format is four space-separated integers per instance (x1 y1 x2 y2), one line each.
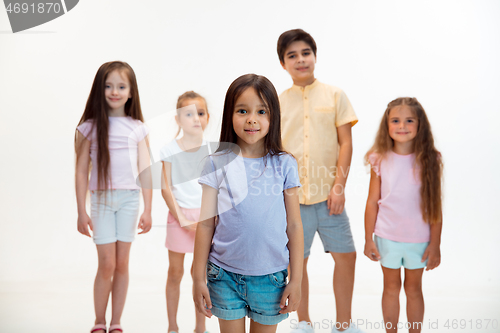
206 261 222 281
269 269 288 288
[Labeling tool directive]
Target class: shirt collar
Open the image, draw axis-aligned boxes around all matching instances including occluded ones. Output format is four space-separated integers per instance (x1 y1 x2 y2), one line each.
291 79 320 92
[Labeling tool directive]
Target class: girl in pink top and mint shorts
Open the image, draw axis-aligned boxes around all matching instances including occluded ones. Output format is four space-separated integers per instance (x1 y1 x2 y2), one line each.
364 97 443 333
368 151 430 269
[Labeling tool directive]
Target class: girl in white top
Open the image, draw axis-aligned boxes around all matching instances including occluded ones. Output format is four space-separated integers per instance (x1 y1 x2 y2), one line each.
75 61 152 333
160 91 211 333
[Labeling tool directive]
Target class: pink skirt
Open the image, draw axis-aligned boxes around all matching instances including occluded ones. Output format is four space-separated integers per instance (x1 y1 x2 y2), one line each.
165 207 200 253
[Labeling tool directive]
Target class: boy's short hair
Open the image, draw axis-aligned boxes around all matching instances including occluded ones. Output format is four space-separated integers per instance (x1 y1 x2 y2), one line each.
277 29 317 64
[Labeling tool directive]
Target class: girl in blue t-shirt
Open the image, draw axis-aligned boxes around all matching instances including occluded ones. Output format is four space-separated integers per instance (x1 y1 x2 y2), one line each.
192 74 304 333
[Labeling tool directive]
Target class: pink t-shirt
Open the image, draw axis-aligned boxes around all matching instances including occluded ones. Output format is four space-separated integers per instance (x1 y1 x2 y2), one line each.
77 116 149 190
369 151 430 243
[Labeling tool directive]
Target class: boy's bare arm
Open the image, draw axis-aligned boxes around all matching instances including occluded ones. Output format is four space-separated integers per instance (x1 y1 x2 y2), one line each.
327 123 353 215
364 169 381 261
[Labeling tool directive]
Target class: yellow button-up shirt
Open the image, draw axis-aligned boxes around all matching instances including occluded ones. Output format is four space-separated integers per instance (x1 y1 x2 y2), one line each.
279 80 358 205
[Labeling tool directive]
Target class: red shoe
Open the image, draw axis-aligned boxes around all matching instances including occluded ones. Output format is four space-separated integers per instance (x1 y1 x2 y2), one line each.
90 324 107 333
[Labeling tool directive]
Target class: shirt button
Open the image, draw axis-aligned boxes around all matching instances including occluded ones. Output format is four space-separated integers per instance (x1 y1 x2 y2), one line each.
305 115 308 119
305 155 308 158
305 135 308 138
304 96 308 100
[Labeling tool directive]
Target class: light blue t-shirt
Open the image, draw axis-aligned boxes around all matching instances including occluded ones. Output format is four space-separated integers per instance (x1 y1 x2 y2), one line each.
199 150 301 276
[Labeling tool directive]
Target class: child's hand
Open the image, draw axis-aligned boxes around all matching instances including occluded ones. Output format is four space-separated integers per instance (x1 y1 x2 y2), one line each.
422 243 441 270
364 240 381 261
137 211 152 234
77 213 93 237
279 280 301 314
327 186 345 215
193 280 212 318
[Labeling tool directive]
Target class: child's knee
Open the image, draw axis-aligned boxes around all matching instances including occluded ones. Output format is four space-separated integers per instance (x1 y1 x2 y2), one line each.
168 266 184 283
114 257 129 274
403 280 423 298
384 279 402 294
98 259 116 278
331 251 356 266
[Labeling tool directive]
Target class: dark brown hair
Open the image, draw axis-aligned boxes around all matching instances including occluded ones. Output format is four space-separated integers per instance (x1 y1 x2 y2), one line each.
174 91 209 138
217 74 285 158
277 29 317 64
365 97 443 225
75 61 144 190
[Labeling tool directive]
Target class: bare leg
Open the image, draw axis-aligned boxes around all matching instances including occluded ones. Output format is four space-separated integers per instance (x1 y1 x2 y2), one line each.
404 268 424 333
330 251 356 331
94 243 116 331
296 257 311 324
109 241 132 329
166 250 185 333
250 319 278 333
219 318 245 333
381 266 402 333
191 262 207 333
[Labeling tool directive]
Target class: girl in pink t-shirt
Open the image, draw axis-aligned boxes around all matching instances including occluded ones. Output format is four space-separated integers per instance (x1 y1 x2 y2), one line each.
75 61 152 333
160 91 211 333
364 97 443 333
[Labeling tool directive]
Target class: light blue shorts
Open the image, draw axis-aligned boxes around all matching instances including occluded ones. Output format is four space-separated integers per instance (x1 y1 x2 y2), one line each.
300 201 356 257
375 235 429 270
90 189 140 245
206 261 289 325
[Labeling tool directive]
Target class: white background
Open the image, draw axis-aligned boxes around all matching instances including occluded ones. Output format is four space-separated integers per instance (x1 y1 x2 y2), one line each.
0 1 499 332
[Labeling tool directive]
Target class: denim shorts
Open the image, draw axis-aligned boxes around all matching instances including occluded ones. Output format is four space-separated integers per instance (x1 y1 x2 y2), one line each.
90 189 140 245
375 235 429 269
206 261 289 325
300 201 356 257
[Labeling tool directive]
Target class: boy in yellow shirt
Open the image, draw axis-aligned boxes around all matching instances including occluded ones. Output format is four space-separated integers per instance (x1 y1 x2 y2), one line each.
278 29 364 333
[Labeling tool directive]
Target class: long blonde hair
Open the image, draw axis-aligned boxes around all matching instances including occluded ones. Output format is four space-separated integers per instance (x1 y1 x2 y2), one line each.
365 97 443 225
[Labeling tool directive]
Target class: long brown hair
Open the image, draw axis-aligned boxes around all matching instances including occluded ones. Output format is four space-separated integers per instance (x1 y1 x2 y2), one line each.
75 61 144 190
365 97 443 224
174 91 209 138
217 74 286 158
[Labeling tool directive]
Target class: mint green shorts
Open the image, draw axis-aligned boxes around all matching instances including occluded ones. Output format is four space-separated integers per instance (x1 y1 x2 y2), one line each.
375 235 429 270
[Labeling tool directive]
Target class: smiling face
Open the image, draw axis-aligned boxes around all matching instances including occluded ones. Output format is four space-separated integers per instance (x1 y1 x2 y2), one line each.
104 70 131 115
388 105 419 145
232 87 270 153
281 40 316 87
176 98 209 136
